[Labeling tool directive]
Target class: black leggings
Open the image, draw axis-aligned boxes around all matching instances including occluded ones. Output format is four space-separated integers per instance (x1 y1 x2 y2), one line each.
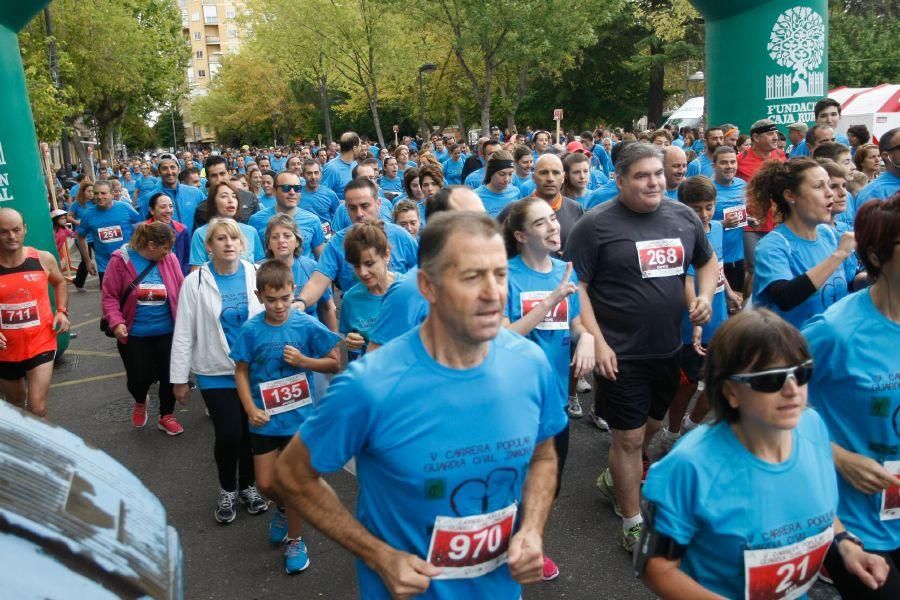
116 332 175 416
200 387 255 493
824 544 900 599
73 242 93 289
553 423 570 498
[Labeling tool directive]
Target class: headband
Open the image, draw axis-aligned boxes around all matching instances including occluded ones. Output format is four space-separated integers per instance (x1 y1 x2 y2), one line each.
723 127 739 137
751 122 778 136
484 159 515 183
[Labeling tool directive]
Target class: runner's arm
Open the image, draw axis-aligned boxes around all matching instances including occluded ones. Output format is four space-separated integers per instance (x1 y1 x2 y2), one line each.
833 515 889 590
576 281 617 380
312 242 324 259
831 442 898 494
643 557 725 600
297 271 332 307
316 297 338 332
40 251 70 333
517 437 558 537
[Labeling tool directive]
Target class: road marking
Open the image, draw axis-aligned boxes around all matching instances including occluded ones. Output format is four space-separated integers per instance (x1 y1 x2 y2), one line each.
66 349 119 358
70 316 102 329
51 371 125 388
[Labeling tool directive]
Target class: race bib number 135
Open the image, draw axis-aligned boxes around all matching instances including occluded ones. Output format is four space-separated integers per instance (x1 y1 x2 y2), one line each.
635 238 685 278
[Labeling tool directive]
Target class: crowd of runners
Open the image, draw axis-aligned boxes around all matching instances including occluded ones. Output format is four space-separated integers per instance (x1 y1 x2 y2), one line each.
2 95 899 599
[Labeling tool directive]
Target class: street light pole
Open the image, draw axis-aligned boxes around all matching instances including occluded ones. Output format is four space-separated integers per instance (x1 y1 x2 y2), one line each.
170 105 178 153
418 63 437 142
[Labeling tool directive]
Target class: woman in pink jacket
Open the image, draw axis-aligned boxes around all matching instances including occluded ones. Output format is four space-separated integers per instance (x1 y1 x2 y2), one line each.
102 222 185 435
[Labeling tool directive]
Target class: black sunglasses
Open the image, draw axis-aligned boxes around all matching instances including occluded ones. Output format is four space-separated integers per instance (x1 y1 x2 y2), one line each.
727 360 814 393
279 184 302 193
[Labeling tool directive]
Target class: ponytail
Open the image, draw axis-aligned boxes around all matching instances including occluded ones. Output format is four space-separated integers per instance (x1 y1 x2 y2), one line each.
502 197 544 258
746 158 819 222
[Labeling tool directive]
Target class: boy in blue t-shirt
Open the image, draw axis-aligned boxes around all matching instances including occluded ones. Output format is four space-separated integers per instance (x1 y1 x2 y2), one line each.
231 261 341 575
662 177 737 448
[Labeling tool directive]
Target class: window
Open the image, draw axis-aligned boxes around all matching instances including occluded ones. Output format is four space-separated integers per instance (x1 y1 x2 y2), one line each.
194 125 202 139
193 31 202 40
181 9 188 27
203 5 217 24
198 69 206 78
195 50 203 59
191 11 200 21
187 67 195 83
209 63 221 79
226 9 236 19
227 28 237 38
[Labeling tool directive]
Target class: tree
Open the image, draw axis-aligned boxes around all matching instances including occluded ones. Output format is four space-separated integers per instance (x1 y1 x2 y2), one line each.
828 0 900 87
153 108 184 151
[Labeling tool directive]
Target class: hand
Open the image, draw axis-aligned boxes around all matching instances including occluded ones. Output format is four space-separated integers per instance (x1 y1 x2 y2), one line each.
374 548 441 599
283 344 306 368
689 296 711 325
723 212 742 228
836 231 856 260
53 312 70 333
173 383 191 405
726 289 743 314
248 407 270 428
0 331 6 350
87 262 97 276
839 542 889 590
571 333 595 378
549 262 577 306
113 324 128 343
594 339 618 381
345 332 366 351
835 450 899 494
746 216 760 228
507 529 544 584
691 326 707 356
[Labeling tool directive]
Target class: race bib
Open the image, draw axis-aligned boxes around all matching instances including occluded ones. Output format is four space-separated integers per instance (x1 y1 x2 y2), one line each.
635 238 685 278
880 460 900 521
258 372 312 415
97 225 124 243
520 290 569 330
322 221 333 240
724 205 749 230
716 261 726 294
0 300 40 330
136 283 167 306
744 526 833 600
427 504 517 580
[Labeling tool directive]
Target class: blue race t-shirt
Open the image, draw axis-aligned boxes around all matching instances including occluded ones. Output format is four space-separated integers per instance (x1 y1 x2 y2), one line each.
512 173 532 194
855 171 900 205
129 253 173 337
475 185 520 218
330 199 394 232
300 185 341 225
681 221 727 344
686 154 714 179
315 223 418 292
189 222 265 266
753 224 853 328
368 266 428 346
320 157 357 199
585 180 619 210
802 289 900 551
379 175 404 194
713 177 748 263
230 310 340 437
464 168 485 189
154 183 204 235
442 157 465 185
339 277 395 353
258 194 277 212
287 255 332 319
134 176 160 217
248 207 326 259
642 409 839 600
300 327 567 600
197 263 248 390
77 203 143 272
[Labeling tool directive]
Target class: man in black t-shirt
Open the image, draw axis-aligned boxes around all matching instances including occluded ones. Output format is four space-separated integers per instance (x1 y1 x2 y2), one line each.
564 143 718 553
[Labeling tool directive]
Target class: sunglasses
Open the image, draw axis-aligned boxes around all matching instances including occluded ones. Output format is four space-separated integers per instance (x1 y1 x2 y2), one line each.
279 184 302 193
727 360 814 393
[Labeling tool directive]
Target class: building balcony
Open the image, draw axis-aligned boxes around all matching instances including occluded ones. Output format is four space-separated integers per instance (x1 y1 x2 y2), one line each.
206 36 220 44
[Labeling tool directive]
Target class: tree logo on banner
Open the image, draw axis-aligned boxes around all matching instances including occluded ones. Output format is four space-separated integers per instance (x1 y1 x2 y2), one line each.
765 6 825 100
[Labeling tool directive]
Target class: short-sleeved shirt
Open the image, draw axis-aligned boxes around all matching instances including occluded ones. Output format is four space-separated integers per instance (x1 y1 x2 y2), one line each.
196 262 249 390
642 409 838 600
681 221 727 344
339 277 394 353
753 223 853 328
77 203 143 272
190 222 265 266
330 199 394 232
379 175 404 194
368 266 428 345
464 168 486 189
584 180 619 210
685 154 714 178
855 171 900 204
442 158 465 185
475 185 520 218
299 327 567 600
68 200 95 241
320 157 357 199
505 256 580 407
248 207 325 259
712 177 748 263
129 253 173 337
230 310 340 437
802 289 900 551
564 199 712 358
284 256 331 319
300 185 341 225
315 223 418 291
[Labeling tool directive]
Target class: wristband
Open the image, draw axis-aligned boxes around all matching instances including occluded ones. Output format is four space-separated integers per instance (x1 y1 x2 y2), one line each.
295 297 308 310
835 531 864 550
56 307 68 316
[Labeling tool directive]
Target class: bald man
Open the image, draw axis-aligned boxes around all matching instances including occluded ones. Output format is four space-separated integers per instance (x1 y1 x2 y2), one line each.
0 208 70 418
663 146 687 200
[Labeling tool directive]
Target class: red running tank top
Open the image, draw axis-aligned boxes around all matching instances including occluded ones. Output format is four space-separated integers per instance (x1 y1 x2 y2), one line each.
0 247 57 362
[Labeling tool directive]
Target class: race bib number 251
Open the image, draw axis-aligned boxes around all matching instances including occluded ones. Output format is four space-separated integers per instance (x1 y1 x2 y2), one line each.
427 504 517 580
635 238 685 279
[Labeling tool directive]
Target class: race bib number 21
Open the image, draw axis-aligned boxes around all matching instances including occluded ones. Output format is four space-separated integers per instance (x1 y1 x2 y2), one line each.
635 238 685 278
744 526 833 600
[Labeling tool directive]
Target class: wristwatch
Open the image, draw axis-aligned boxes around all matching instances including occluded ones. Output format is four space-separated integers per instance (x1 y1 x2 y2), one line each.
835 531 864 549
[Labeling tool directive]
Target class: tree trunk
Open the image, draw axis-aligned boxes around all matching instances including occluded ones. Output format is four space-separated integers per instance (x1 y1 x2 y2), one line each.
454 104 466 141
320 75 333 145
647 41 665 129
370 96 386 150
506 112 516 133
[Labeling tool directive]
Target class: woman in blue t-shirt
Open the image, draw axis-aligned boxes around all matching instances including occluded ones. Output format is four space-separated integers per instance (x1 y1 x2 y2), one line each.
258 170 277 211
189 181 265 270
379 156 403 197
749 158 859 328
339 222 397 361
171 218 267 526
640 309 889 599
502 197 594 582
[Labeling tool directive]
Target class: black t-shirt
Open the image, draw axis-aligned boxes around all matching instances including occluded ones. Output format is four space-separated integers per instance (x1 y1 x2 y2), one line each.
496 196 584 256
564 198 713 359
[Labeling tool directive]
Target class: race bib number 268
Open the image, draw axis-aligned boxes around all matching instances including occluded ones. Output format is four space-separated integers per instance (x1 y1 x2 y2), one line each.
635 238 685 278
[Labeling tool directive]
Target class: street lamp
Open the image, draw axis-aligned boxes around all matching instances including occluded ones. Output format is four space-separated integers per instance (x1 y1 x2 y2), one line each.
418 63 437 142
273 110 282 147
685 68 704 102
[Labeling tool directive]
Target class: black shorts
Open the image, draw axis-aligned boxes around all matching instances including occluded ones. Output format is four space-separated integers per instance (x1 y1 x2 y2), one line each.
595 352 681 430
0 350 56 381
250 432 293 456
679 344 706 384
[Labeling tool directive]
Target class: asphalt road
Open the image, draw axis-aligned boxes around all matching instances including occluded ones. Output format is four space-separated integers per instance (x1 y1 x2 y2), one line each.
44 277 838 599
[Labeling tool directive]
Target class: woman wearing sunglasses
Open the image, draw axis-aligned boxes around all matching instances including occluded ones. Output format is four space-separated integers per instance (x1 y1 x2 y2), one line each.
638 309 889 600
802 195 900 599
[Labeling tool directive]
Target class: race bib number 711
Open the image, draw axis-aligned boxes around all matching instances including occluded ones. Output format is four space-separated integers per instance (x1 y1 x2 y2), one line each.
635 238 685 278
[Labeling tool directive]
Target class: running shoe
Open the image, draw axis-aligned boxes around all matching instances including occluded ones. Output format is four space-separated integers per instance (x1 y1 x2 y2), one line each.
215 489 237 524
284 538 310 574
270 507 289 545
157 414 184 436
566 396 583 419
659 428 680 453
239 486 269 515
596 467 622 517
642 453 651 483
621 522 643 553
588 406 610 431
131 402 148 428
576 377 592 393
541 555 560 581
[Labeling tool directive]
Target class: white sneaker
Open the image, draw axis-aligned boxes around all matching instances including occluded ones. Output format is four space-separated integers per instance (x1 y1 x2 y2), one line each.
660 428 680 453
576 377 592 393
589 407 610 431
682 414 700 433
566 396 583 418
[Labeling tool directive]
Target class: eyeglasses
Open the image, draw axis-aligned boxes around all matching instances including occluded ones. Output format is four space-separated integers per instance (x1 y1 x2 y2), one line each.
726 360 814 393
885 145 900 153
279 184 302 193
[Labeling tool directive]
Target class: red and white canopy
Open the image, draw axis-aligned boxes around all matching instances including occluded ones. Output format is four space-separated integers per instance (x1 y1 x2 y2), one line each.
829 84 900 143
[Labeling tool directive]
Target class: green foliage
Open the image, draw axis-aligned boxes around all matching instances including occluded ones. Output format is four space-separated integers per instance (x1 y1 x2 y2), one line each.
152 109 184 150
828 0 900 87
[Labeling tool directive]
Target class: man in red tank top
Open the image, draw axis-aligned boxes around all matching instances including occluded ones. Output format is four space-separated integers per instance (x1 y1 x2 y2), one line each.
0 208 70 418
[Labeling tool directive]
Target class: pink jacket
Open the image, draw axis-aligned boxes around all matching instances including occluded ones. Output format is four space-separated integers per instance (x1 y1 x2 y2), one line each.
101 245 184 342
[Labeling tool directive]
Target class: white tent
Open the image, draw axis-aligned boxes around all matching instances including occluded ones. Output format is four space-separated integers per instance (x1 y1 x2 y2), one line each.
829 84 900 143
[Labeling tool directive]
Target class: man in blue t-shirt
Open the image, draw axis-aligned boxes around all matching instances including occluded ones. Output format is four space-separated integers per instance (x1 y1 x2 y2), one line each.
276 211 566 599
789 98 851 158
685 126 723 179
147 156 204 234
248 171 326 259
76 180 143 282
855 126 900 204
320 131 362 200
711 146 749 291
299 159 341 230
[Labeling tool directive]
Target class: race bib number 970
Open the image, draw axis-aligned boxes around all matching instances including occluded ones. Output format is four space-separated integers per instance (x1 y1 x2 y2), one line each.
427 504 517 580
635 238 685 278
520 291 569 330
258 372 311 415
744 526 833 600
